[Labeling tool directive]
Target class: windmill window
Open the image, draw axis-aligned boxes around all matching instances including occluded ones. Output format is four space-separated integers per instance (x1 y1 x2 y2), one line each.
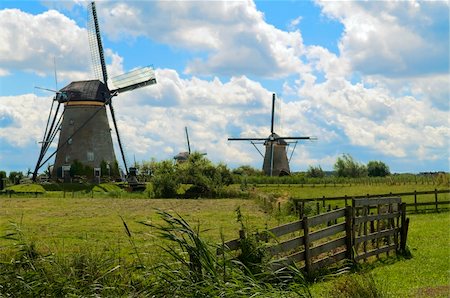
67 138 72 145
65 155 70 163
87 151 94 161
69 119 74 125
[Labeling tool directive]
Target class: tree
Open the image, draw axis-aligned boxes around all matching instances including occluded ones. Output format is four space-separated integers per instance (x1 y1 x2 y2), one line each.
70 160 93 178
151 160 180 198
334 154 367 178
178 153 233 198
8 171 23 184
306 165 325 178
367 161 390 177
232 165 263 176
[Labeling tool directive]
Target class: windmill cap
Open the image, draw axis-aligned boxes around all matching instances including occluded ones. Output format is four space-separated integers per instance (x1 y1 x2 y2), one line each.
264 133 287 145
58 80 111 103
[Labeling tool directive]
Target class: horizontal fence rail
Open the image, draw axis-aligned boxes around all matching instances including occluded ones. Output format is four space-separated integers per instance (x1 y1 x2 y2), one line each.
292 189 450 214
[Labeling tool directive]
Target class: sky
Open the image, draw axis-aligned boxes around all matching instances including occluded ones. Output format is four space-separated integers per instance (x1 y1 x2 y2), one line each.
0 0 449 175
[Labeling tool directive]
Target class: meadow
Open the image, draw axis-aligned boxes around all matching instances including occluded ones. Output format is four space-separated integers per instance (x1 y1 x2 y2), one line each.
0 182 448 297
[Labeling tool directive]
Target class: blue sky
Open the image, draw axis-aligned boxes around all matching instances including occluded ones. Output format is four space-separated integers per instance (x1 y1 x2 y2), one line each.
0 0 449 174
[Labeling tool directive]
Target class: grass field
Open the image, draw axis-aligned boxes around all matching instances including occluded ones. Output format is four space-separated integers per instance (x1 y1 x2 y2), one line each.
0 183 449 296
309 211 450 297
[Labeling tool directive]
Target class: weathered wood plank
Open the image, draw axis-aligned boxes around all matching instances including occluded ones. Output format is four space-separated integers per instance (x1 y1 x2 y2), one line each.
354 244 397 261
311 250 347 271
221 239 240 251
309 222 346 242
310 236 346 258
308 208 346 227
268 220 303 237
268 236 304 256
354 212 400 224
353 197 401 206
406 201 450 207
271 249 306 270
355 227 400 244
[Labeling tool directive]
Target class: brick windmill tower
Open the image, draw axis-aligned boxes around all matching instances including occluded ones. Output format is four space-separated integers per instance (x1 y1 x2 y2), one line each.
32 2 157 181
228 93 314 176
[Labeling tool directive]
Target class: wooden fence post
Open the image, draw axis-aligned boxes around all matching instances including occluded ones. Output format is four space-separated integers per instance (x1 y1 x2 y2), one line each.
300 201 305 219
316 202 320 215
414 191 417 212
345 206 354 261
434 189 438 212
303 216 311 275
400 203 408 252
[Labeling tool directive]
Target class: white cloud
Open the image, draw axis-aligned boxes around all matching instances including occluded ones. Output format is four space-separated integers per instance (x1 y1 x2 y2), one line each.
97 1 308 78
0 94 51 147
317 1 449 77
0 9 90 80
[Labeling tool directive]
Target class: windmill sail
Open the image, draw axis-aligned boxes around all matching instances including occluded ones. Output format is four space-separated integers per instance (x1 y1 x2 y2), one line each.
111 66 157 94
88 1 108 84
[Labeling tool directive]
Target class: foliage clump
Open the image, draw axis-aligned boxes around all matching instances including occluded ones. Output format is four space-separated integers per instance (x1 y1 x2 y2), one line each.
306 165 325 178
327 273 386 298
334 154 367 178
151 160 180 198
367 161 390 177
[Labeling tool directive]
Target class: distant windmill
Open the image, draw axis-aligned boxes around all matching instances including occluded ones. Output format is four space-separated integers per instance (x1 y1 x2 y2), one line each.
32 1 157 182
174 126 207 163
228 93 315 176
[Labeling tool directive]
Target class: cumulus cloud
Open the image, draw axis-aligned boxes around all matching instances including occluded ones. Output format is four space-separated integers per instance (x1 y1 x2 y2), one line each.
317 0 449 77
0 9 90 80
97 1 308 78
295 71 449 159
0 94 52 147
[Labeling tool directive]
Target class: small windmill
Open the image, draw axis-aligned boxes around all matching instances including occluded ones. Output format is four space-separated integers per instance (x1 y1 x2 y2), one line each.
32 1 157 182
174 126 206 163
228 93 314 176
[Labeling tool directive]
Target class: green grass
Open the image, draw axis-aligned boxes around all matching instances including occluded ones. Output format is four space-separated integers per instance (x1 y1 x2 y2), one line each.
0 183 448 296
4 183 46 193
309 211 450 297
0 197 284 264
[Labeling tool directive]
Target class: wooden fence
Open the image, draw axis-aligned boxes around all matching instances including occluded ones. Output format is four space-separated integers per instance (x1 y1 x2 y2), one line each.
291 189 450 215
221 197 409 275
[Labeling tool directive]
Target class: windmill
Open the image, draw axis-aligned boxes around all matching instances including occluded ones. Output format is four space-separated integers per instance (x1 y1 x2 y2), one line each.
173 126 207 163
32 1 157 182
228 93 315 176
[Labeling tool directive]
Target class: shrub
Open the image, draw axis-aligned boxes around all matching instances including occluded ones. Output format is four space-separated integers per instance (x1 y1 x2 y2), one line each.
8 171 23 184
327 273 386 298
306 165 325 178
151 160 180 198
334 154 367 178
367 161 390 177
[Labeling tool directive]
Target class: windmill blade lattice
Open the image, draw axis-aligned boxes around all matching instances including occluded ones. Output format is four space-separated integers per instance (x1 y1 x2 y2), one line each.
88 1 108 84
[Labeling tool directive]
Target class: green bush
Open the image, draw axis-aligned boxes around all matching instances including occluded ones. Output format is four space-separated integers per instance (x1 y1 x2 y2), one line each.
367 161 390 177
334 154 367 178
151 160 180 198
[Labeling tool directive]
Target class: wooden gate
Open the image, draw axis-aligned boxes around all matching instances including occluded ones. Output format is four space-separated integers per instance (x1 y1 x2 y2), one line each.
352 197 409 262
220 197 409 275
